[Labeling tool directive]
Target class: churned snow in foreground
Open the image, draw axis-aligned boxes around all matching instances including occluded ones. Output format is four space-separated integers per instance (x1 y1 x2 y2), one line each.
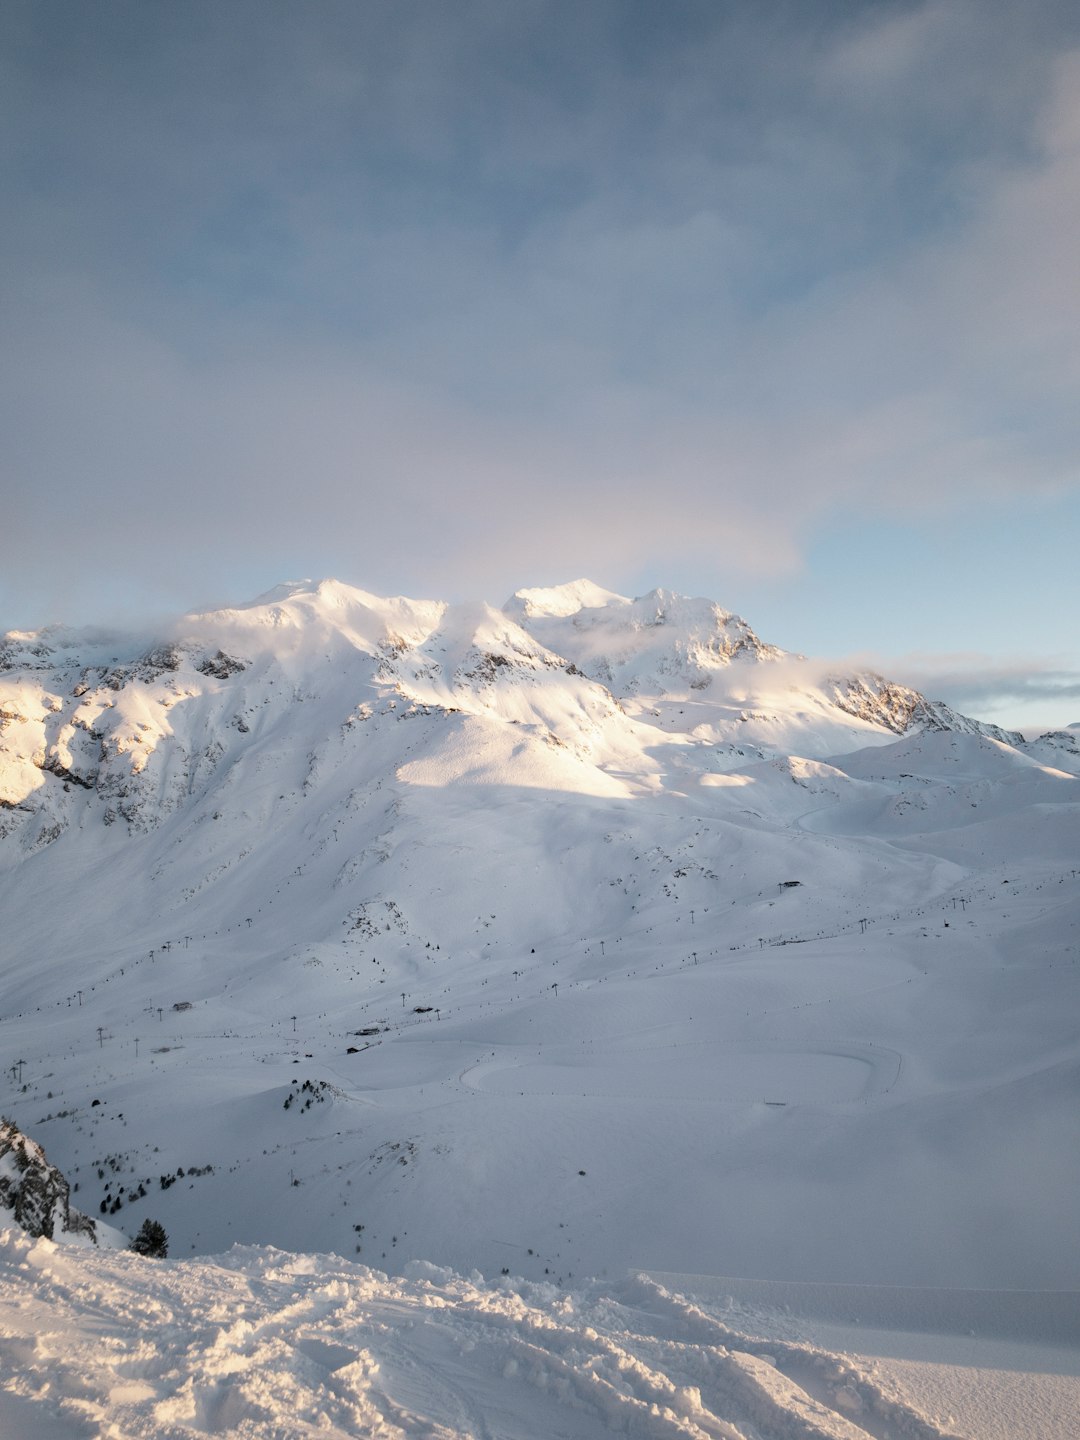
2 1229 1078 1440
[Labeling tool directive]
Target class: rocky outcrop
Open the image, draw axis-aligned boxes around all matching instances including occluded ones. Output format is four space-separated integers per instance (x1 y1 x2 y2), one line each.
828 675 1024 746
0 1117 99 1243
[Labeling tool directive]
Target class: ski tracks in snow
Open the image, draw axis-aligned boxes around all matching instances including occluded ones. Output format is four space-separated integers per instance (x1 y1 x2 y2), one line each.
0 1231 967 1440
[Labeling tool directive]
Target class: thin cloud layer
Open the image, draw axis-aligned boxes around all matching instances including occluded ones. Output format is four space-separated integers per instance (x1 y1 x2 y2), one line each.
885 655 1080 727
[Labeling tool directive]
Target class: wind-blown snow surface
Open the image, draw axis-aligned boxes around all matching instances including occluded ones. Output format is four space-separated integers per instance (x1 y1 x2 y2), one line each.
1 578 1078 1434
3 1230 1079 1440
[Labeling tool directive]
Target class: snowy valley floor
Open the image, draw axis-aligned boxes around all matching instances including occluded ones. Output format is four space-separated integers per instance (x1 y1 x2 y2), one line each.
2 1231 1078 1440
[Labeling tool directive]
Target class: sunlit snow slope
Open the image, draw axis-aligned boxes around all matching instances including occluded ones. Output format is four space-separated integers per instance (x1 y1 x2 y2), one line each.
7 1229 1080 1440
1 579 1078 1291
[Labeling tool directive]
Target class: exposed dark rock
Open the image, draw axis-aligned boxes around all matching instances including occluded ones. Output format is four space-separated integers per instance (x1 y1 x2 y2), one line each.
197 650 248 680
0 1116 100 1243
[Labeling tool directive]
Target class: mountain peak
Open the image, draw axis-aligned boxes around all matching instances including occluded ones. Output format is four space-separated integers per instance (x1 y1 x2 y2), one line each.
506 584 785 697
503 579 630 621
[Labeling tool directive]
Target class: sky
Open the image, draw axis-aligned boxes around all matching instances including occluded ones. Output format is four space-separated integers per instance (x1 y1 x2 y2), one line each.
2 0 1078 729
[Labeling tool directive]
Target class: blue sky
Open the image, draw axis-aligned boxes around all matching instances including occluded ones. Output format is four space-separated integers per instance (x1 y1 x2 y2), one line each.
2 1 1078 728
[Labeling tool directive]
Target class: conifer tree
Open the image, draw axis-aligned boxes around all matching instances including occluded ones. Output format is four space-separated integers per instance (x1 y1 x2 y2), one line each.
129 1218 168 1258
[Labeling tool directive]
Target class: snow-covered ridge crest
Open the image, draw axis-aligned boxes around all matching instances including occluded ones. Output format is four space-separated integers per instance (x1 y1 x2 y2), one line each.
185 577 447 658
0 576 1053 848
504 578 631 619
507 582 786 695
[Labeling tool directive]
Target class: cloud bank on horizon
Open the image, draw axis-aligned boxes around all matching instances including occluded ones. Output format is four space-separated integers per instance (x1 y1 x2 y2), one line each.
1 0 1078 725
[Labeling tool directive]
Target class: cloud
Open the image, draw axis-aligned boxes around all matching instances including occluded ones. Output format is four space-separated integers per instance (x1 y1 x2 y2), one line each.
2 2 1080 629
894 657 1080 710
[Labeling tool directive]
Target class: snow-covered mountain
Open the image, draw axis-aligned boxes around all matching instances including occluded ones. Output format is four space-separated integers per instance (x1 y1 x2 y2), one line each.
2 577 1079 1438
0 577 1035 844
0 578 1077 1304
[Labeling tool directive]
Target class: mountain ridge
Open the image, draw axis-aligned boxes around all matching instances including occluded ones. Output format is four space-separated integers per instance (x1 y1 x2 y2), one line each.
0 577 1033 840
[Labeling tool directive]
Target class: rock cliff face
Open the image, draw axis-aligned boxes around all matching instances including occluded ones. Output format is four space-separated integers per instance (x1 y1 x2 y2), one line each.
826 675 1024 746
0 1118 99 1243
